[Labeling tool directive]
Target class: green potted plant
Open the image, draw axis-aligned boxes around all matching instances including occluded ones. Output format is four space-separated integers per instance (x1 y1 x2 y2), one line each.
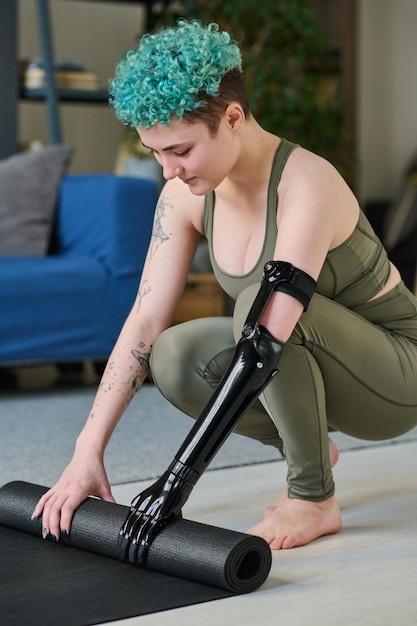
145 0 349 177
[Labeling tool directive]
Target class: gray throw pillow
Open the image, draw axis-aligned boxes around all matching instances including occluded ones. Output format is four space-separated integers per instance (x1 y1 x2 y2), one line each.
0 144 73 256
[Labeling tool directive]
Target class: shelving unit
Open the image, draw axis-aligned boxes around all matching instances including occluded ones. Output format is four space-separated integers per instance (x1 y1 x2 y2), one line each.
0 0 146 158
29 0 147 145
21 87 109 104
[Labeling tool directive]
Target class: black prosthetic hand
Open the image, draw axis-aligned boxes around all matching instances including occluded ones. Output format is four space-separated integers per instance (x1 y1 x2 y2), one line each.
119 260 316 564
118 460 196 564
119 325 283 564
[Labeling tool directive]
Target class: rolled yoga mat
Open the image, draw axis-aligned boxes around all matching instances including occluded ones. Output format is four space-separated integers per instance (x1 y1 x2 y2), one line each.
0 481 272 594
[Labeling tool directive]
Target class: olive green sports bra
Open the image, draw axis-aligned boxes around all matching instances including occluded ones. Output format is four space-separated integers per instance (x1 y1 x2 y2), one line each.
203 138 391 308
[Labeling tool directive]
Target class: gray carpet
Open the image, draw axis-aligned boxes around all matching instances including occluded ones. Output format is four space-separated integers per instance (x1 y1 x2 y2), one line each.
1 376 417 488
0 382 277 487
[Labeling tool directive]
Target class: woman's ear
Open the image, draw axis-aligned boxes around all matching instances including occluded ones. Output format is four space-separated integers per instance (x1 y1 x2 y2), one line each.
225 102 245 133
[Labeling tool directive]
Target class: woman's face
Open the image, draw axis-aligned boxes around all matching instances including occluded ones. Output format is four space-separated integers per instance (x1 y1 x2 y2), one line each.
137 115 239 195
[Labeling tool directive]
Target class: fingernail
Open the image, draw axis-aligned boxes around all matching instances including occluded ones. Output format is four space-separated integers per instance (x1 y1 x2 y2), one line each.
31 512 38 521
61 529 68 538
51 534 57 542
42 528 48 539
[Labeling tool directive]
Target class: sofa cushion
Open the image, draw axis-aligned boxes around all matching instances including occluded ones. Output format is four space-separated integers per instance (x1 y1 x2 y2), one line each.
57 174 157 277
0 256 110 363
0 145 73 256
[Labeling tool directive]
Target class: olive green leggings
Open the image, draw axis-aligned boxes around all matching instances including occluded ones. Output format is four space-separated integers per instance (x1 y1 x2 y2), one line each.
150 281 417 501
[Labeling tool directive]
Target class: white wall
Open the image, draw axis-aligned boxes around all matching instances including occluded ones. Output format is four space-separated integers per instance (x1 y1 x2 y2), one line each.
18 0 146 173
356 0 417 203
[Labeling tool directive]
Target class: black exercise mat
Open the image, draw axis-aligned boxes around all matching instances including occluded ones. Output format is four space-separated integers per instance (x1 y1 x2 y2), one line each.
0 481 272 626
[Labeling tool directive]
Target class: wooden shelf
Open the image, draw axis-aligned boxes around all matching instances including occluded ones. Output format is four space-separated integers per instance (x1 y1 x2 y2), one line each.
20 87 109 104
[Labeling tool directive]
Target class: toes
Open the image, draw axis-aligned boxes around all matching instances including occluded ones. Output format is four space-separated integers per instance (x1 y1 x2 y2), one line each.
280 534 298 549
269 538 284 550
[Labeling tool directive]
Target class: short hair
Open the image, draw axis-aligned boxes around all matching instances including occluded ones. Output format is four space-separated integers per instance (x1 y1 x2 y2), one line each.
109 20 249 132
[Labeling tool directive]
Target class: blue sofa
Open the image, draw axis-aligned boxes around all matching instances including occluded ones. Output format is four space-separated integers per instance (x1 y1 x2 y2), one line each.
0 173 157 365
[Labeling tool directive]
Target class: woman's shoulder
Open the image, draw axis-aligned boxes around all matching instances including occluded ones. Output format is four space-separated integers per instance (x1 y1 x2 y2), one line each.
280 144 349 202
277 143 359 249
287 144 338 178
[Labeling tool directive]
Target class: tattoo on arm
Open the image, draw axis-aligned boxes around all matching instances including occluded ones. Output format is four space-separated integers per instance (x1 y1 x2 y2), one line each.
148 195 174 259
131 342 150 391
88 340 150 418
136 279 151 313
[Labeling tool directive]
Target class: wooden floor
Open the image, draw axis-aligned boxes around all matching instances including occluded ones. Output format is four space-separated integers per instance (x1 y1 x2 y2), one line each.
109 440 417 626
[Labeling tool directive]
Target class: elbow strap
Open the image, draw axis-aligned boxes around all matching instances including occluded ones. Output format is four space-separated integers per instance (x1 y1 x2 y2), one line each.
244 261 316 334
263 261 317 312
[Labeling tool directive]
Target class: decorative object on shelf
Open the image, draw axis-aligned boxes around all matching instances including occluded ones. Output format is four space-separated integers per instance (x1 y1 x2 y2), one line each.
19 58 100 92
23 69 100 91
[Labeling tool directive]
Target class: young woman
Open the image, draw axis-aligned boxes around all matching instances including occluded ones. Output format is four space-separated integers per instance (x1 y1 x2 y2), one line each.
33 20 417 551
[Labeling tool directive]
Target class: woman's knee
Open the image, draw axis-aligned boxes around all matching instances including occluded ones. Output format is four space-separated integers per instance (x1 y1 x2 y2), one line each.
150 317 235 411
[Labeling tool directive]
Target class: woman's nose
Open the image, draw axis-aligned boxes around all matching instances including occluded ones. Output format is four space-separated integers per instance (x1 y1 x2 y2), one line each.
162 160 183 180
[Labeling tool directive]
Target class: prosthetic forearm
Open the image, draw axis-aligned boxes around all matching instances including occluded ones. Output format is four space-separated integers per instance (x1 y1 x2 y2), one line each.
119 261 316 564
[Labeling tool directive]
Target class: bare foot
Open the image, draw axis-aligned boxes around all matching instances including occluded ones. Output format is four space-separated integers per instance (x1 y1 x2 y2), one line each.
264 437 340 517
250 437 342 548
247 494 342 549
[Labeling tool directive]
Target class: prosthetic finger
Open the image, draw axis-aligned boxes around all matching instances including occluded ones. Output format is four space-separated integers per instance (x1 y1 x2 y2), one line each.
120 260 316 563
118 464 192 563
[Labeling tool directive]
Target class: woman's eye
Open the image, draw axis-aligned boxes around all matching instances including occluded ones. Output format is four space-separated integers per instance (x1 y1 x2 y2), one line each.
176 148 191 157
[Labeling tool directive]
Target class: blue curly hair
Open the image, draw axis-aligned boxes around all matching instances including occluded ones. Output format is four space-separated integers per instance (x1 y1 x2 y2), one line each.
109 20 243 129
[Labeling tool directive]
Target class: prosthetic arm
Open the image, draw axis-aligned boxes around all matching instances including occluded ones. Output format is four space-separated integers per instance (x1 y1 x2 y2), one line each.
119 261 316 564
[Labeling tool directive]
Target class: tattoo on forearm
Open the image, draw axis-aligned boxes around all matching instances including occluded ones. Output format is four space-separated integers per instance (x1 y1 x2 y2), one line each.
131 342 150 391
136 279 151 312
148 195 174 259
89 340 150 418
